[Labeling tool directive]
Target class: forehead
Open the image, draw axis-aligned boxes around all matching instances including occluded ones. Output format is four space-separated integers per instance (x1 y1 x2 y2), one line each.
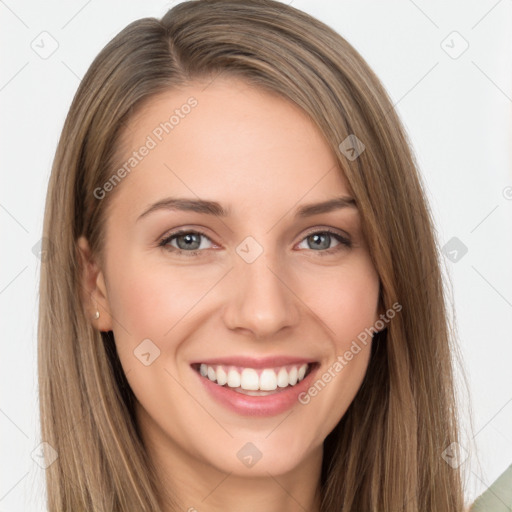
107 77 353 220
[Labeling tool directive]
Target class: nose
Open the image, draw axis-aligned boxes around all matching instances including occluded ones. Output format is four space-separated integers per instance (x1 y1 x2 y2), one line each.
222 246 301 339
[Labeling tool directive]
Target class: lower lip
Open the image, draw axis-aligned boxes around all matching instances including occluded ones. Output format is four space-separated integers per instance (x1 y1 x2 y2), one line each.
193 364 319 417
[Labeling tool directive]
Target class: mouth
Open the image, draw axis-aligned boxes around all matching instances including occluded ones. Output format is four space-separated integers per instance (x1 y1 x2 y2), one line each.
190 360 318 396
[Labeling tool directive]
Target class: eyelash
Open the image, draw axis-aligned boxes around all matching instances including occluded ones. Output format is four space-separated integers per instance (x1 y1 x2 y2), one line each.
158 228 352 257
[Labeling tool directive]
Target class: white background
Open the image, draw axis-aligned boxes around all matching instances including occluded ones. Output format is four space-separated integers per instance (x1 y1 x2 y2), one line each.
1 0 511 509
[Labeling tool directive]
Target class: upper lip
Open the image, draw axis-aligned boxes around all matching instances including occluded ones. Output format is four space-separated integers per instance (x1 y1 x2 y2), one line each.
190 355 317 369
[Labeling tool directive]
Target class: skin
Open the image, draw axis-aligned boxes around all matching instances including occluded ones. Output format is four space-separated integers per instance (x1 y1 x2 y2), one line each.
79 77 382 512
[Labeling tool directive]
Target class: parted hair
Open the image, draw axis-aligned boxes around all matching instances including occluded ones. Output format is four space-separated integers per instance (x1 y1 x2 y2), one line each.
38 1 465 510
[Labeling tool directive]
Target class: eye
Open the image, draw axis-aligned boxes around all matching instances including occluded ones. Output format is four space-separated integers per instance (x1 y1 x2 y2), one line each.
296 229 352 255
158 229 214 256
158 228 352 257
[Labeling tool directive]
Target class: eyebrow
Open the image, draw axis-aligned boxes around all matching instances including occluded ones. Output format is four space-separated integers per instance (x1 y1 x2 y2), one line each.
137 195 357 221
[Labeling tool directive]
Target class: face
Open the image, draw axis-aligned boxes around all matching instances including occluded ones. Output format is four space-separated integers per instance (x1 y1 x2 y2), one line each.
80 78 381 482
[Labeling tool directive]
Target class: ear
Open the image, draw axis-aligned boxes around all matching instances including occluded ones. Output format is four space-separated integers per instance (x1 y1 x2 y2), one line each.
77 236 113 332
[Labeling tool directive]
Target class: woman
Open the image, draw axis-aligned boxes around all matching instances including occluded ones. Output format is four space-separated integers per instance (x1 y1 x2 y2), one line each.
38 0 467 510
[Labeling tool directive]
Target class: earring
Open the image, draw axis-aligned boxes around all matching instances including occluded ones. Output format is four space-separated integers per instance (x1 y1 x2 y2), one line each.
94 310 100 319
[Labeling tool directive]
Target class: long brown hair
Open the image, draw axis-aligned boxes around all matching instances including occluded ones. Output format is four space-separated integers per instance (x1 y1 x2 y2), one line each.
38 0 466 509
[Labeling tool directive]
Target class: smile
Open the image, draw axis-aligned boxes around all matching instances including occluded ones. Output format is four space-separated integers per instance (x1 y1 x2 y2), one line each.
192 362 313 395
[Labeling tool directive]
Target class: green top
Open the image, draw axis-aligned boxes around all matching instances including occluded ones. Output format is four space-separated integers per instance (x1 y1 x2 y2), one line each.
471 464 512 511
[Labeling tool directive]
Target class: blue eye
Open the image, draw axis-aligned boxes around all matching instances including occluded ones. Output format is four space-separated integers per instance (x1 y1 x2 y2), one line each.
298 229 352 254
158 230 212 256
158 228 352 257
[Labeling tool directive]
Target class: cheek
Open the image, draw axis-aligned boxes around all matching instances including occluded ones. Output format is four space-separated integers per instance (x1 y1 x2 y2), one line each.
103 260 200 433
106 250 380 355
296 264 379 438
299 258 380 343
106 257 218 341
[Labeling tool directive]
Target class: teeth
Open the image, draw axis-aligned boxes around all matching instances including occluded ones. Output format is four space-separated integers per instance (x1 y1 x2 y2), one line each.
227 368 241 388
216 366 227 386
288 366 298 386
259 369 277 391
277 367 289 388
198 363 310 391
240 368 259 390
